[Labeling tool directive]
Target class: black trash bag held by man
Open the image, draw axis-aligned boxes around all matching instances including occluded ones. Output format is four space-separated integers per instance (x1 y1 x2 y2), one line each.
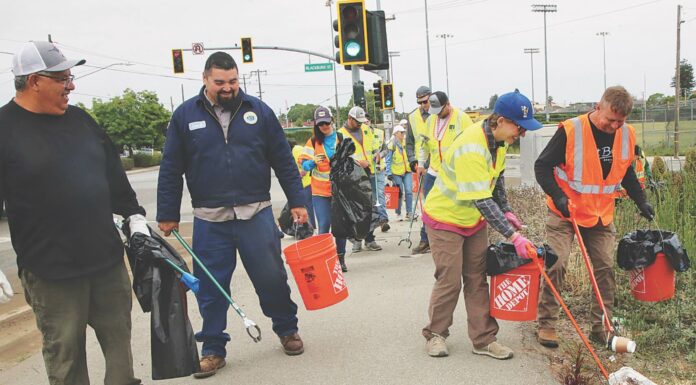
122 220 200 380
330 137 372 240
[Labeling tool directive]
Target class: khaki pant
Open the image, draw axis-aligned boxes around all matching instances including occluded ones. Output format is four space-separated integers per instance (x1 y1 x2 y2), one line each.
422 225 499 349
538 211 616 333
21 262 140 385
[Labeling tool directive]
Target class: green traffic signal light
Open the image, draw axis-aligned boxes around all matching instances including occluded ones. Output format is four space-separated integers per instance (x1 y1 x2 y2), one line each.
241 37 253 64
171 49 184 74
336 0 368 65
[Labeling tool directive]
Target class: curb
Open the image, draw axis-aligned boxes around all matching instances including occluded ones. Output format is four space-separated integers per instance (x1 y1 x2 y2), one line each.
126 165 160 175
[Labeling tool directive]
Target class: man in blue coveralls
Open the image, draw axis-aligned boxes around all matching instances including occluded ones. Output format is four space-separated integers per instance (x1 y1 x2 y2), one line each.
157 52 308 379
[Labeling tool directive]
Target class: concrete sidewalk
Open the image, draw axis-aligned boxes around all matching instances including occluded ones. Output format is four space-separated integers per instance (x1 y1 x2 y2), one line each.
1 218 558 385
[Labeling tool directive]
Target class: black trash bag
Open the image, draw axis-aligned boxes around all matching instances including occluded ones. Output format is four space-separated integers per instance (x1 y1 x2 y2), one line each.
330 138 372 240
122 222 200 380
618 230 690 272
486 242 559 276
278 203 314 239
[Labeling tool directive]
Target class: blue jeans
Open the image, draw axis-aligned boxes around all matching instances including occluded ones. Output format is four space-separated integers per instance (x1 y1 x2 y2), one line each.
391 173 413 216
420 173 437 243
374 170 388 221
301 185 316 228
312 196 347 255
192 207 298 358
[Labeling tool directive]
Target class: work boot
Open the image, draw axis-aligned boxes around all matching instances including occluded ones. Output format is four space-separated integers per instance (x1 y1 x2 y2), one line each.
364 241 382 251
280 333 304 356
426 333 449 357
381 222 391 232
411 240 430 254
338 253 348 272
352 241 362 253
473 341 514 360
193 355 226 379
537 328 560 348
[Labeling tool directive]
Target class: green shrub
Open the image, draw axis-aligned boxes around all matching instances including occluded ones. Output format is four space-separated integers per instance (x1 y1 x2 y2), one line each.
133 151 162 167
120 157 134 170
651 156 667 181
684 148 696 175
284 128 313 145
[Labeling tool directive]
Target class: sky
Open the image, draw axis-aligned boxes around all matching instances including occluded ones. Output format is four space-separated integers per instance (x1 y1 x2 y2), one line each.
1 0 694 117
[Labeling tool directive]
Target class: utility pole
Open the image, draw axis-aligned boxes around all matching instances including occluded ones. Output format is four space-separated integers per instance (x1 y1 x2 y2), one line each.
532 4 557 122
170 96 174 113
181 84 185 104
596 32 609 90
436 34 453 97
241 73 250 93
524 48 540 105
388 51 400 84
424 0 432 89
674 4 683 157
250 69 268 101
326 0 341 127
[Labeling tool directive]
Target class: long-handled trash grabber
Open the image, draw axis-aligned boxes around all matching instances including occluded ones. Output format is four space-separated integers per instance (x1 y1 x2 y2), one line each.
528 246 655 385
172 229 262 343
399 173 425 248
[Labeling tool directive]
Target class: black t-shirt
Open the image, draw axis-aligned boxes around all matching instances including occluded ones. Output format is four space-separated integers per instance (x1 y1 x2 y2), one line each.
0 100 144 279
534 112 645 205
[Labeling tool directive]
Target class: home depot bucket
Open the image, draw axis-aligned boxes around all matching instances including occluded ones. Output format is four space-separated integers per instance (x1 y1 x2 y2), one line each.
489 262 540 321
384 186 399 209
283 234 349 310
629 252 675 302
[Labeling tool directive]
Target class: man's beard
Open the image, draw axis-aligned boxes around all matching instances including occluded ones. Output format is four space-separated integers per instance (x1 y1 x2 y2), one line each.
217 90 239 110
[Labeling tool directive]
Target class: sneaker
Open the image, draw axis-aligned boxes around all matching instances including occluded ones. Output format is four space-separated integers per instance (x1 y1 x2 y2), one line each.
396 213 403 221
352 241 363 253
426 334 449 357
381 222 391 232
411 240 430 254
193 355 226 379
537 328 559 348
280 333 304 356
473 341 514 360
364 241 382 251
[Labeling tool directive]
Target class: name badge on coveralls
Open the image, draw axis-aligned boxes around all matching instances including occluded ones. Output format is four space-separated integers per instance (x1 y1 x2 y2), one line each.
188 121 206 131
244 111 258 125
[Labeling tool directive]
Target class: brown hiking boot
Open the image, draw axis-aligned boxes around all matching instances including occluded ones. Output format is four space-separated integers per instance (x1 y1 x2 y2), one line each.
193 355 226 379
537 328 559 348
280 333 304 355
411 241 430 254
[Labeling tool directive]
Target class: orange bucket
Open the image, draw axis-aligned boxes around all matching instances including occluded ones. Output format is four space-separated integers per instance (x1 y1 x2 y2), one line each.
283 234 349 310
629 252 675 302
489 262 540 321
384 186 399 209
412 173 419 193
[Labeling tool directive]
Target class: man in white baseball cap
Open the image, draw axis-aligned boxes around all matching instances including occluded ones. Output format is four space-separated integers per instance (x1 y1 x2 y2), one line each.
12 41 86 76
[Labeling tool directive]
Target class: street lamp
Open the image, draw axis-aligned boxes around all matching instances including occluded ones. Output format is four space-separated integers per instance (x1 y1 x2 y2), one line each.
596 32 609 90
399 91 404 115
523 48 540 105
326 0 341 127
424 0 432 89
76 62 133 79
436 33 453 97
532 3 557 122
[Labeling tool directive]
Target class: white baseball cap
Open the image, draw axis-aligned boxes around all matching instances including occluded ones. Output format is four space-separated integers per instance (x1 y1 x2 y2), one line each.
393 125 406 133
12 41 86 76
399 119 408 125
348 106 367 123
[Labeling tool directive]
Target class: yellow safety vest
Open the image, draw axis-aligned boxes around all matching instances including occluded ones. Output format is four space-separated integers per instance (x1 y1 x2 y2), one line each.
387 137 409 176
292 145 311 188
424 121 507 227
373 127 387 171
421 107 474 173
409 108 429 162
339 124 375 174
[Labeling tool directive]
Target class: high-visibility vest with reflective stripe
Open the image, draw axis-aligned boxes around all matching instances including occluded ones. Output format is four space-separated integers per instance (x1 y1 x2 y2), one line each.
387 138 409 176
292 145 311 188
339 124 375 174
424 121 506 227
409 108 429 162
634 152 646 189
422 107 474 173
546 114 636 227
298 138 333 197
374 127 387 171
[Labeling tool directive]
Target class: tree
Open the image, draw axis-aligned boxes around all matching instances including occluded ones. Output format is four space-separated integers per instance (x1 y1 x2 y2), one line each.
671 59 694 98
488 94 498 110
287 104 317 126
89 89 171 156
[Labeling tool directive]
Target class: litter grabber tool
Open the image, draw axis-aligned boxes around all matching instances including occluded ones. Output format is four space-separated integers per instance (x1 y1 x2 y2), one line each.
172 229 262 343
527 246 654 385
399 172 425 249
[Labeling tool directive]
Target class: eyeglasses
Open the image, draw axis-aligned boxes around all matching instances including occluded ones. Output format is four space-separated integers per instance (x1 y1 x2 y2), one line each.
417 100 429 105
317 122 332 127
36 73 75 86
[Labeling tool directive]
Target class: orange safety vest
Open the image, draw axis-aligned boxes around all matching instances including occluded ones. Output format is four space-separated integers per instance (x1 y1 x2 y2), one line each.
299 138 333 197
546 114 636 227
634 156 646 189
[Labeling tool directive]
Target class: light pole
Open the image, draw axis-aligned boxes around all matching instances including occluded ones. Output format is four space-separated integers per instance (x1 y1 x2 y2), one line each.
436 34 453 96
424 0 432 88
388 51 400 84
532 3 557 122
523 48 540 105
399 91 404 115
326 0 341 127
596 32 609 90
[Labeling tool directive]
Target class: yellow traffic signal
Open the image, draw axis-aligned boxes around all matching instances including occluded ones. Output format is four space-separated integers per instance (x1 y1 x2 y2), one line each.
172 49 184 74
241 37 253 64
335 0 369 65
381 83 395 110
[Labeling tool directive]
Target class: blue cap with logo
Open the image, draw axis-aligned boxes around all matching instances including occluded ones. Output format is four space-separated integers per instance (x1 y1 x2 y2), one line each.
493 90 543 131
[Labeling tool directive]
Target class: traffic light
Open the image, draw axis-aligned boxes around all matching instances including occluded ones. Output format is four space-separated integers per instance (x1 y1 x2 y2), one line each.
335 0 369 65
364 10 389 70
381 83 395 110
373 81 382 110
172 49 184 74
241 37 253 63
353 81 366 110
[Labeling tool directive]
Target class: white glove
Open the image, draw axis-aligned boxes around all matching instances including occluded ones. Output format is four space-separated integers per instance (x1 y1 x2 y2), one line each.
127 214 151 237
0 269 13 304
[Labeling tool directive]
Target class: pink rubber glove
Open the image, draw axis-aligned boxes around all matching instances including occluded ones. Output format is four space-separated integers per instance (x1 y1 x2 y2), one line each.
511 233 534 259
504 212 523 230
